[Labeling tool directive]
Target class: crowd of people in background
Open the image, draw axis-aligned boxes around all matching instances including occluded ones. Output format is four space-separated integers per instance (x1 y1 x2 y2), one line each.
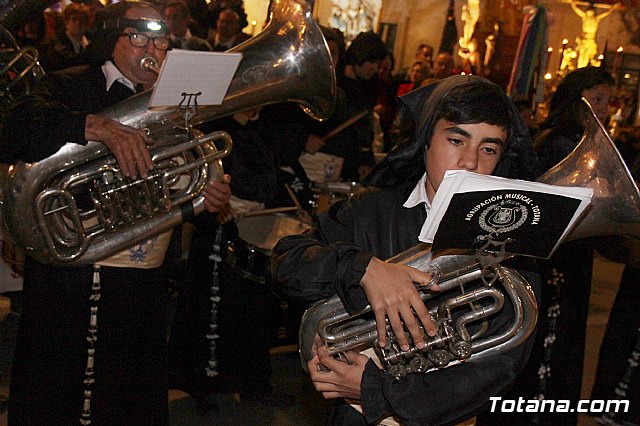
8 0 252 63
6 0 462 174
1 0 639 425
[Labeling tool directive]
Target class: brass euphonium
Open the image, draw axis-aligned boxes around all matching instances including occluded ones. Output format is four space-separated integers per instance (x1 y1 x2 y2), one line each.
2 0 336 267
299 99 640 378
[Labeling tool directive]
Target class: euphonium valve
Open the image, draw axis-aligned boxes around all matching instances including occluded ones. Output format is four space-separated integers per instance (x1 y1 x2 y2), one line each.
300 244 537 379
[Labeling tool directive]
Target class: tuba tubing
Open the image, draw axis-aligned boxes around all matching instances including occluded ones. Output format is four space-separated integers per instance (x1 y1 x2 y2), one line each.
3 0 336 267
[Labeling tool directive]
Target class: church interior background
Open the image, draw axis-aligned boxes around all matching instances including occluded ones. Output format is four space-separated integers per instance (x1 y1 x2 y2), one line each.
240 0 640 126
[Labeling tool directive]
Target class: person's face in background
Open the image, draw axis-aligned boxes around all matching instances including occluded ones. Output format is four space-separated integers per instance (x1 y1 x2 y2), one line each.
424 119 506 202
519 106 538 131
433 53 454 79
581 83 613 123
408 62 429 84
353 60 380 80
216 10 239 38
416 46 433 67
22 20 42 39
65 13 88 39
113 6 167 88
164 5 188 37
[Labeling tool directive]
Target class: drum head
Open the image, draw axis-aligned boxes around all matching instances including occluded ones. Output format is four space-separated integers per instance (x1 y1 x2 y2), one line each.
237 214 310 252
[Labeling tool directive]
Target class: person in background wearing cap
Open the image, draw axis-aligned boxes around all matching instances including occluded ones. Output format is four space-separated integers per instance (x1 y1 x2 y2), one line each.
0 2 230 424
269 75 544 425
336 30 388 182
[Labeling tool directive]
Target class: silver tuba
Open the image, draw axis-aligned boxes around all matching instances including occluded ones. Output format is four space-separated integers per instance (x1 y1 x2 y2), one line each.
2 0 336 267
299 99 640 378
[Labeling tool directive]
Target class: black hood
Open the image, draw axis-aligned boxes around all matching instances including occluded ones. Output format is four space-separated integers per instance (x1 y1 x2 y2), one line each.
363 75 544 188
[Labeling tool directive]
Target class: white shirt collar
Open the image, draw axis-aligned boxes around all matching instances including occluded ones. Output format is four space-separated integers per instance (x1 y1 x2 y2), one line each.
403 173 431 212
406 173 437 244
102 60 136 93
67 33 89 53
215 34 236 48
171 29 192 46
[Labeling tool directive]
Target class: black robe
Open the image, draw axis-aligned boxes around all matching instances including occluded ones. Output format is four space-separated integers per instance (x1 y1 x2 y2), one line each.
268 76 544 425
1 64 170 425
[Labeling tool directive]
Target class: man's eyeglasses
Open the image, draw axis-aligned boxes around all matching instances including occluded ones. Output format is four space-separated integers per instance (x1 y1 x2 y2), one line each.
120 32 170 51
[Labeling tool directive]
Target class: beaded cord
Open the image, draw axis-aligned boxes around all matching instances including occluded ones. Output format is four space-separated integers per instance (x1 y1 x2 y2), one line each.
80 265 101 425
597 327 640 425
205 226 223 377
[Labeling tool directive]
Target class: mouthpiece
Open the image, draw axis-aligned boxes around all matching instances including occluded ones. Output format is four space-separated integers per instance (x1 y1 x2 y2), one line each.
140 56 159 74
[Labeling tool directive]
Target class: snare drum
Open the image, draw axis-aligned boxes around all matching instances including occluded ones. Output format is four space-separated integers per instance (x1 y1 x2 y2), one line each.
226 213 311 283
313 182 364 214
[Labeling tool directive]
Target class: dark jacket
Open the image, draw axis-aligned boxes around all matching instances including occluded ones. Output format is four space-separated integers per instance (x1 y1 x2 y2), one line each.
268 75 543 425
1 61 169 426
169 34 212 51
0 63 135 164
270 184 539 425
39 31 91 72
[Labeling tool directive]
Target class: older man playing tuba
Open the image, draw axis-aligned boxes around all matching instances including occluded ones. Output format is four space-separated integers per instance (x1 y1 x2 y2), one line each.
0 2 230 424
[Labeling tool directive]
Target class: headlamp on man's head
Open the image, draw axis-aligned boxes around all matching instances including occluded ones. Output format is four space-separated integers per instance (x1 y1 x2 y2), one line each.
103 17 167 34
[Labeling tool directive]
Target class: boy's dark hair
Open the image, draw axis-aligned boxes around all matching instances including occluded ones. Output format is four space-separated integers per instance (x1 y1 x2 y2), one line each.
345 31 386 66
425 81 514 149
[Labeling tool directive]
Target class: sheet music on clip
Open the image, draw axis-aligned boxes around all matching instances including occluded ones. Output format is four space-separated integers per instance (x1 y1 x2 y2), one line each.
149 49 242 108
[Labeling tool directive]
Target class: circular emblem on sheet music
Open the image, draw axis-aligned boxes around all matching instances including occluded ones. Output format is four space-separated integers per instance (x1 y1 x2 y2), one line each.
478 199 528 234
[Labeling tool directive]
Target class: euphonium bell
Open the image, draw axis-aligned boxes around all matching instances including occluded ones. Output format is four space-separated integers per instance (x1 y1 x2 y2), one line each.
2 0 336 267
538 98 640 266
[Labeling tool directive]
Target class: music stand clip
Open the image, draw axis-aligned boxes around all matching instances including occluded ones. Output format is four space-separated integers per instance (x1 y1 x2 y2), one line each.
178 91 202 137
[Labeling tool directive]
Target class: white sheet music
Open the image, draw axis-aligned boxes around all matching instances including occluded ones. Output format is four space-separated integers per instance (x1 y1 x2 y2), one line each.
149 49 242 108
419 170 594 258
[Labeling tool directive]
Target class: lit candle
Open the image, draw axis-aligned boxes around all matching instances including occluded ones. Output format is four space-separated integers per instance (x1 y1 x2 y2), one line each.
558 39 568 72
613 46 623 84
251 20 257 36
547 47 553 72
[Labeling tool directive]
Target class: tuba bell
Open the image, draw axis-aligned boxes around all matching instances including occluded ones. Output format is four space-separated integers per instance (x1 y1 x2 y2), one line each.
2 0 336 267
299 98 640 378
